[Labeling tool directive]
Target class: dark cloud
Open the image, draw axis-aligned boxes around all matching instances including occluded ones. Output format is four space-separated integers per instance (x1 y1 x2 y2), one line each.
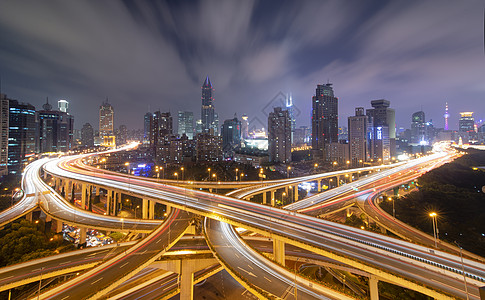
0 0 483 131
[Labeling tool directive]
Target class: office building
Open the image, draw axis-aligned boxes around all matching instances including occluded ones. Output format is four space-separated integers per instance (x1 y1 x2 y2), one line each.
99 100 114 139
201 76 218 135
81 123 94 148
459 112 475 132
143 112 151 145
268 107 291 163
8 99 36 173
348 107 368 166
150 111 173 158
366 99 396 163
311 83 338 159
178 111 194 139
37 98 74 153
411 111 426 144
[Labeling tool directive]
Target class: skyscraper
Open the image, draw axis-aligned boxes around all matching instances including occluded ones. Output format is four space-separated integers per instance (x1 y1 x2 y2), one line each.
241 114 249 139
286 93 296 144
268 107 291 163
348 107 368 166
150 111 173 159
37 98 74 153
411 111 426 144
8 99 36 173
459 112 474 132
366 99 396 163
81 123 94 148
178 111 194 139
311 83 338 159
143 112 151 145
0 94 8 175
221 115 241 157
99 100 114 139
201 76 217 135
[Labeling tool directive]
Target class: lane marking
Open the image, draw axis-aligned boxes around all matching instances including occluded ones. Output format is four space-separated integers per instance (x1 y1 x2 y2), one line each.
119 262 129 269
90 277 104 285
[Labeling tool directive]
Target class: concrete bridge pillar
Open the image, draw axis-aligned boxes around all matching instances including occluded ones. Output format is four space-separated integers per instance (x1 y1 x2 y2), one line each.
106 190 112 216
165 204 171 217
293 185 298 202
348 174 353 183
79 227 87 245
270 190 275 206
317 179 322 192
262 191 267 204
336 176 340 187
369 275 379 300
26 212 32 222
55 219 63 233
64 180 70 201
81 184 87 210
142 199 149 219
209 188 213 193
95 186 100 196
273 238 285 266
149 200 155 219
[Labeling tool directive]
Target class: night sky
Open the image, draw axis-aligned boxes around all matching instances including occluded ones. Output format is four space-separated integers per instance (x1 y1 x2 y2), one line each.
0 1 483 131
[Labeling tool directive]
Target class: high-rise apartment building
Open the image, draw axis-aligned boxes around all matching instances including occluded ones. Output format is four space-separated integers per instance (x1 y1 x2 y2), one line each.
8 99 36 173
150 111 173 159
268 107 291 163
196 133 222 162
37 98 74 153
178 111 194 139
366 99 396 163
201 76 218 135
459 112 474 132
411 111 426 144
81 123 94 148
99 100 114 138
143 112 151 144
311 83 338 159
0 94 7 175
348 107 368 166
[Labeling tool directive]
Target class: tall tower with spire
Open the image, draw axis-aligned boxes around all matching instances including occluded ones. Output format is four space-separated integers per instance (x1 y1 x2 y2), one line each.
444 102 449 130
201 76 216 134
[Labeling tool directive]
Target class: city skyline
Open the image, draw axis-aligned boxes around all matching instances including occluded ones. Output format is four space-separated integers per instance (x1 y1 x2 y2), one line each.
0 1 484 131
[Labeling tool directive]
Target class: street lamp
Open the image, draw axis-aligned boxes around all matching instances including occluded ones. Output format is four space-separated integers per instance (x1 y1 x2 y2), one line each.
240 173 244 182
207 168 211 181
124 162 129 173
134 205 140 219
333 161 337 170
212 173 217 182
180 167 185 181
388 197 395 218
454 241 469 300
235 168 239 181
429 212 439 248
313 163 318 174
287 166 291 178
174 172 179 182
346 160 350 168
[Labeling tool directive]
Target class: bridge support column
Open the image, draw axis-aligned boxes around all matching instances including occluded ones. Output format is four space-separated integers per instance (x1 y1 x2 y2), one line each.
165 205 171 217
142 199 149 219
262 192 267 204
55 219 63 233
317 179 322 192
273 239 285 266
64 180 70 201
348 174 353 182
208 188 213 193
149 201 155 219
79 227 87 246
25 212 32 222
336 176 340 187
270 190 275 206
180 260 195 300
293 185 298 202
106 190 112 216
81 184 87 210
95 186 100 196
369 275 379 300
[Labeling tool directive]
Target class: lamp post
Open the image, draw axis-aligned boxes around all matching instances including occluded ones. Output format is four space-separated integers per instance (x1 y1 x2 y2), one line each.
313 163 318 174
124 162 129 173
287 166 291 178
294 257 301 299
180 167 185 181
388 197 395 218
134 205 140 219
240 173 244 182
235 168 239 181
454 241 469 300
333 161 337 170
174 172 179 183
429 212 438 248
346 160 350 169
207 168 211 181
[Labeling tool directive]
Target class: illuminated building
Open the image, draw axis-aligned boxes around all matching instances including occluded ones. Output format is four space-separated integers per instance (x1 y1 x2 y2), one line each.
459 112 474 132
268 107 291 163
366 99 395 163
8 99 35 174
221 115 241 157
99 100 114 140
143 112 151 145
241 114 249 139
348 107 368 165
37 98 74 153
150 111 172 156
178 111 194 139
312 83 338 159
201 76 218 135
196 133 222 162
58 99 69 113
411 111 426 144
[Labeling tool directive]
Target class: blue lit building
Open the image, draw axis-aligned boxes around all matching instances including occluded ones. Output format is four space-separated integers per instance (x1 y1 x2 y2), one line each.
36 99 74 153
8 99 36 174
